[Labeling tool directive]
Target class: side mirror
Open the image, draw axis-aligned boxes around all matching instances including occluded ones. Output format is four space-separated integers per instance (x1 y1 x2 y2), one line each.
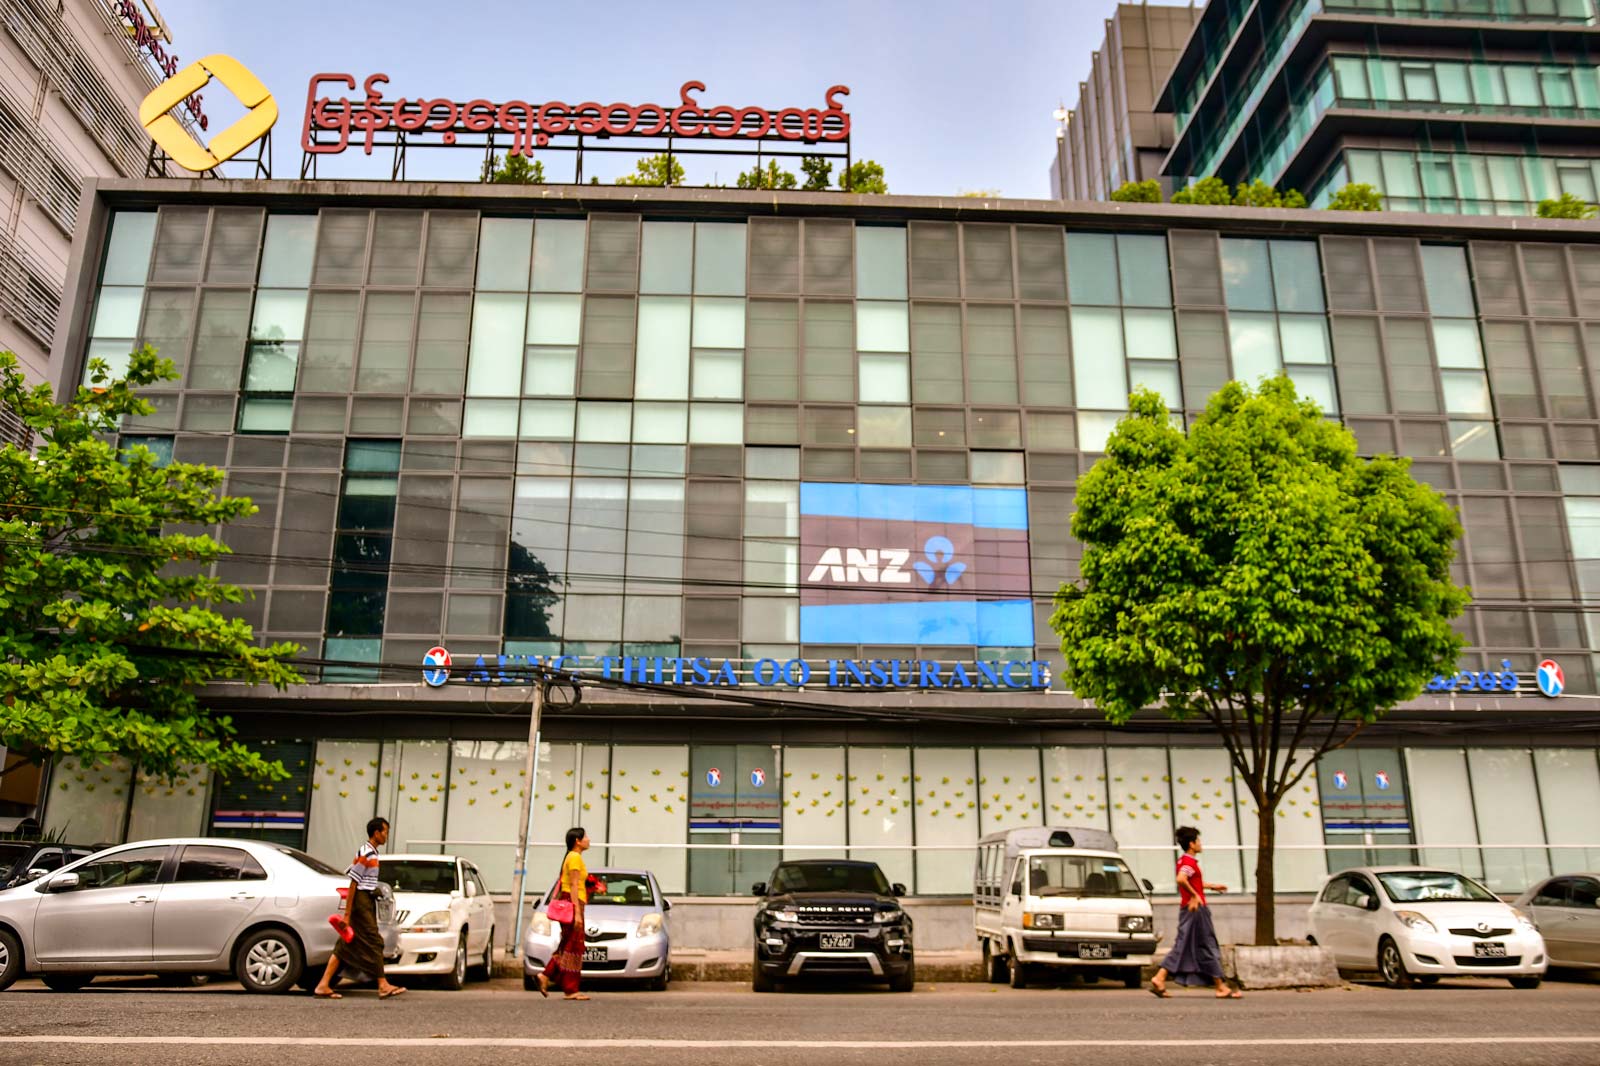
1142 879 1155 895
1354 893 1374 911
464 882 477 898
663 899 672 912
47 872 80 893
891 883 907 898
751 882 768 897
1010 881 1022 896
25 868 51 884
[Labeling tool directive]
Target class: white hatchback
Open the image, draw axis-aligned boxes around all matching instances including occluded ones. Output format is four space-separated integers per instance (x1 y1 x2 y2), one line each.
378 855 496 990
1308 866 1547 989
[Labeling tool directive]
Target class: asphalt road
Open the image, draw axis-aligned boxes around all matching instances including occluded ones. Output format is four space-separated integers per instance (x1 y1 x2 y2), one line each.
1 973 1598 1066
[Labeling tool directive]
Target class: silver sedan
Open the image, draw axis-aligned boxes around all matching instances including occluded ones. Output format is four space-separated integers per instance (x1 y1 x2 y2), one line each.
0 837 381 993
522 868 671 990
1514 873 1600 970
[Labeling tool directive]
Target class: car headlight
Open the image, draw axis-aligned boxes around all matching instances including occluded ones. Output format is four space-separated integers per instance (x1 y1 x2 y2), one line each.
769 908 798 923
530 912 552 937
1511 907 1537 931
404 909 452 932
873 908 903 924
1120 914 1152 933
1022 913 1059 930
637 913 664 937
1394 910 1437 933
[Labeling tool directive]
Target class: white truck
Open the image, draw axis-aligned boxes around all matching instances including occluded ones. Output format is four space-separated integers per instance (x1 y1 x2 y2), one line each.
974 826 1159 988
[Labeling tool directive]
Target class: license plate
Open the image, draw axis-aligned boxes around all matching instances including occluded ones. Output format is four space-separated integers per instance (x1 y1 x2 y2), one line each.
1078 943 1113 960
1473 942 1507 958
819 933 854 950
582 947 609 963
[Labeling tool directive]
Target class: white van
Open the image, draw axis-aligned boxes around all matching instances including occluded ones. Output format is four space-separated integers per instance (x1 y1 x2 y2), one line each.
974 826 1158 988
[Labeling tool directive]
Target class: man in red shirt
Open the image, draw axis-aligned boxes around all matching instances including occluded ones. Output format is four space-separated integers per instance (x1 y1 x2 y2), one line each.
1150 825 1241 998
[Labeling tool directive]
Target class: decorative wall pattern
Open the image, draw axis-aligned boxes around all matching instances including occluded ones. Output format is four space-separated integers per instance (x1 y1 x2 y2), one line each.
607 744 689 893
782 745 846 859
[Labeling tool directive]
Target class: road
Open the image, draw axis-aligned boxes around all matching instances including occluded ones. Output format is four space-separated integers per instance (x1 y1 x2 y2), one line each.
1 974 1598 1066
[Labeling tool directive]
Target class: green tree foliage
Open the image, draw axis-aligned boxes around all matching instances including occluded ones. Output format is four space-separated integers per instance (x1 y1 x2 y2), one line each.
840 160 889 194
1327 183 1384 212
1050 379 1467 944
1170 176 1232 205
958 188 1003 199
0 349 300 785
1110 179 1162 203
483 153 545 184
615 153 686 187
1536 192 1598 220
1232 180 1306 208
736 160 798 190
800 156 833 192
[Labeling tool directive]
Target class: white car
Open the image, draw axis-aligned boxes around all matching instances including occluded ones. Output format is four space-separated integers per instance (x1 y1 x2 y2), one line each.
378 855 496 990
1308 866 1547 989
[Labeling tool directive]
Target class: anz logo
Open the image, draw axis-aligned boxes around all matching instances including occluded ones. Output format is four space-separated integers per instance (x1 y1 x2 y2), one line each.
807 536 967 586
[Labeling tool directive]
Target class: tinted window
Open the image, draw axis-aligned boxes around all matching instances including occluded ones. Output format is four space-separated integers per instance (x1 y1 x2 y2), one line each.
1320 876 1351 904
76 847 168 889
1532 878 1572 906
1572 879 1600 908
175 845 266 882
586 873 654 907
379 860 459 894
272 846 343 877
1346 875 1377 907
769 863 891 895
468 867 491 898
0 843 27 877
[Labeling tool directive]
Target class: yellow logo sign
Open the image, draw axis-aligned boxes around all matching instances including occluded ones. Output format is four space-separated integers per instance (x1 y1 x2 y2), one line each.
139 54 276 172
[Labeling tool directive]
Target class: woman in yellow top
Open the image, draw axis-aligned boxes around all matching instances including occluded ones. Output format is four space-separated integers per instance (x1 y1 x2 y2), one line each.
537 826 591 1000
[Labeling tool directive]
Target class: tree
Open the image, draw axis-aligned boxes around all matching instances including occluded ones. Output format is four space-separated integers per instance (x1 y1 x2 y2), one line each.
1327 183 1384 212
800 156 833 192
840 160 888 194
0 348 300 786
736 160 798 190
483 153 546 184
1170 176 1232 205
1050 379 1467 945
1110 180 1162 203
1232 180 1306 209
1537 192 1598 220
616 153 686 187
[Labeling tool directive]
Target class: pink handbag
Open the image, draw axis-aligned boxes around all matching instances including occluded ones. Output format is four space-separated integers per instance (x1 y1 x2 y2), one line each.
547 897 575 924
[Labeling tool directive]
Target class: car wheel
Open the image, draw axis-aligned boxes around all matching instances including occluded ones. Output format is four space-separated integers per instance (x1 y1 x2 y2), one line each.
443 933 467 990
649 963 670 992
470 928 494 982
234 929 303 994
889 961 915 993
1509 976 1542 990
982 940 1006 984
1123 967 1144 989
41 974 93 992
1378 937 1413 989
0 928 22 992
751 953 776 993
1008 947 1028 989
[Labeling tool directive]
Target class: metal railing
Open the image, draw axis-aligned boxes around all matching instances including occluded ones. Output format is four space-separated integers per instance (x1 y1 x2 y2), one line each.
0 81 82 234
0 228 61 347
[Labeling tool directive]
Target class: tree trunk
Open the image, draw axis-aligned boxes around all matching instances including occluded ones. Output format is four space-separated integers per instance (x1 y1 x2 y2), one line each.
1254 804 1277 945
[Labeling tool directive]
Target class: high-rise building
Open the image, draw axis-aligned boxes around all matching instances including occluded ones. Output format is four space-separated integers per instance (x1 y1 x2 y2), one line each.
1153 0 1600 212
1050 2 1201 200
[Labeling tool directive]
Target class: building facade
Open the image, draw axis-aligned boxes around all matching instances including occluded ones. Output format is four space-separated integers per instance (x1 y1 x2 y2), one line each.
1153 0 1600 212
31 180 1600 902
1052 2 1201 201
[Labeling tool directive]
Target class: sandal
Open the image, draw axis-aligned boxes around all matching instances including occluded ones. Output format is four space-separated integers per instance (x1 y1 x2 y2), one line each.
379 985 407 999
1149 983 1169 999
563 993 590 1001
1216 989 1242 999
313 990 342 1000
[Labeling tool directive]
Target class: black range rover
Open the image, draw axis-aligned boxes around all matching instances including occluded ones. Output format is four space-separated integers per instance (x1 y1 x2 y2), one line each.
751 859 914 992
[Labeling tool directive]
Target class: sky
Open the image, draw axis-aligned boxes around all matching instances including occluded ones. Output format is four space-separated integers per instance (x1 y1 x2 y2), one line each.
156 0 1191 198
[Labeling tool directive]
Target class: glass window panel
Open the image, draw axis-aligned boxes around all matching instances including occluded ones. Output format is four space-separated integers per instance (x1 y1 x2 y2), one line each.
1026 411 1075 450
1117 235 1171 308
1421 245 1476 316
633 402 688 443
690 403 743 444
632 443 684 477
692 297 746 349
523 347 577 396
1432 318 1484 368
1067 233 1119 305
859 354 911 404
856 301 910 353
1505 65 1541 107
237 397 292 433
749 218 800 296
1437 63 1472 104
1019 306 1071 406
1288 366 1339 413
1129 361 1181 408
1220 238 1275 311
1332 55 1370 99
356 292 414 391
639 222 693 294
104 212 157 286
526 294 582 345
576 401 632 442
1106 748 1176 891
858 405 911 447
911 303 963 404
633 296 690 400
1072 307 1127 409
694 222 746 295
368 211 423 286
1123 308 1177 360
149 206 207 284
747 299 799 402
462 398 520 437
250 289 307 343
692 350 743 400
412 292 470 395
856 226 908 300
803 301 856 402
744 481 799 538
1280 315 1330 364
962 224 1014 300
971 451 1024 483
243 341 297 391
1076 411 1123 453
90 286 142 338
476 218 533 290
1450 420 1500 459
421 211 478 287
1441 369 1493 415
1385 318 1440 414
532 218 587 292
745 447 799 480
1229 312 1283 382
1016 226 1068 302
257 214 316 288
966 305 1017 405
1534 750 1600 873
1467 749 1550 892
909 222 960 299
519 399 575 440
1380 152 1421 198
466 293 527 397
1269 241 1325 313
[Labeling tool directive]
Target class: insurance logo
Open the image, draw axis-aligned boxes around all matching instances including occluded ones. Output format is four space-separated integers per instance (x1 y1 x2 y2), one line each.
1537 658 1565 697
140 54 276 171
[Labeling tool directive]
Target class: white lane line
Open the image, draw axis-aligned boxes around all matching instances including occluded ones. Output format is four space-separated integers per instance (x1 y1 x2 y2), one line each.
2 1037 1599 1049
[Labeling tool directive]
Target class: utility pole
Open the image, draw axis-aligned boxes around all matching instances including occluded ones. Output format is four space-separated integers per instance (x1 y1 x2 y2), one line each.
508 674 547 958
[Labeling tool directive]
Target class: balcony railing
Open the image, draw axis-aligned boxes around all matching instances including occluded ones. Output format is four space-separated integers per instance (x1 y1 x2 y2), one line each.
0 227 62 347
0 81 82 234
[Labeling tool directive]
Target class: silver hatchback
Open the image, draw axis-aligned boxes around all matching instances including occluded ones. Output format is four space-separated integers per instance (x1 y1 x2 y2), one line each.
0 837 389 994
522 868 671 990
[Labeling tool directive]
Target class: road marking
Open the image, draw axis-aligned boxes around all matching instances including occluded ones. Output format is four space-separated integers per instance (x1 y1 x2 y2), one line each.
3 1037 1599 1049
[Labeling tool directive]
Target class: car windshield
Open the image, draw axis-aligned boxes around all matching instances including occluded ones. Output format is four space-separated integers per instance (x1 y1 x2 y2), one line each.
0 843 28 877
273 845 344 878
1026 855 1144 898
1377 871 1497 903
769 863 891 895
584 873 655 907
380 860 460 894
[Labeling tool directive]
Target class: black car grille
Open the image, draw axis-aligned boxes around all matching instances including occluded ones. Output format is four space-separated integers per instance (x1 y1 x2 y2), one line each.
795 908 874 925
1452 955 1522 967
1449 928 1513 939
587 931 627 943
799 955 877 973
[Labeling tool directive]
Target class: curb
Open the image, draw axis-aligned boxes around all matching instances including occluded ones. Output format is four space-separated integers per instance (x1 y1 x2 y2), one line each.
491 955 984 983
